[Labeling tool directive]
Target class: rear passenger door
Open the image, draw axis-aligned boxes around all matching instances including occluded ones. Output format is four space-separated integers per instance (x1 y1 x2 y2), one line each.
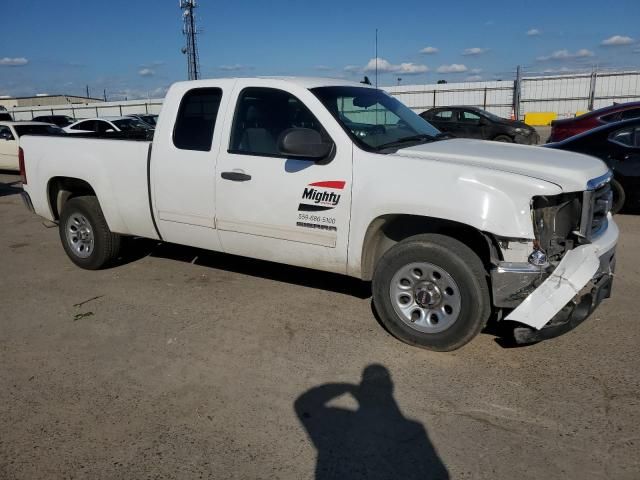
457 109 484 139
150 84 231 250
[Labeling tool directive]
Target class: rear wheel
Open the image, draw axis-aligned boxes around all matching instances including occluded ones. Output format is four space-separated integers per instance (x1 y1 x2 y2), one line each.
611 179 626 215
493 135 513 143
59 196 121 270
372 234 490 351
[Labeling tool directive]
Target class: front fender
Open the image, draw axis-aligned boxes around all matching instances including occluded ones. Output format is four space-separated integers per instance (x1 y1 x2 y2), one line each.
347 151 562 277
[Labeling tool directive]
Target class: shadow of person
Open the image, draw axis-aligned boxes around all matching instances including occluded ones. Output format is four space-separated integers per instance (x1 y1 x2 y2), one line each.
295 364 449 480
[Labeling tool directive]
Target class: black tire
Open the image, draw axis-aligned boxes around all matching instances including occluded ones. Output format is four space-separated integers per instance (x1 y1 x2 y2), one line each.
59 196 121 270
611 179 626 215
493 135 513 143
372 234 490 352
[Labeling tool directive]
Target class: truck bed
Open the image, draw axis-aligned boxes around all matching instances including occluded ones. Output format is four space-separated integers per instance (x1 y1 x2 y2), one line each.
21 135 159 240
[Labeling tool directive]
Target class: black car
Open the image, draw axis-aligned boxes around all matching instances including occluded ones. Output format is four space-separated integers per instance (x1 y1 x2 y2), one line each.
31 115 75 127
546 118 640 213
420 106 540 145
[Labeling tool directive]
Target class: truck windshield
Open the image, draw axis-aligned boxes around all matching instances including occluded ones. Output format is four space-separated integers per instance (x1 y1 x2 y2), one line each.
311 86 441 151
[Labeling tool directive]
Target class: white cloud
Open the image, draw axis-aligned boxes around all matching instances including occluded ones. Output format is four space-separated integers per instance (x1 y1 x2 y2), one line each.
219 64 252 71
537 49 594 61
527 28 541 36
363 57 429 74
420 46 439 55
465 75 483 82
138 68 155 77
470 68 483 74
462 48 488 56
343 64 360 73
436 64 468 73
601 35 634 46
0 57 28 66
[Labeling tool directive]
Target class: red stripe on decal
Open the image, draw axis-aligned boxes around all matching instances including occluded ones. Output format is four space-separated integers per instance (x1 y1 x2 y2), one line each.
309 181 346 189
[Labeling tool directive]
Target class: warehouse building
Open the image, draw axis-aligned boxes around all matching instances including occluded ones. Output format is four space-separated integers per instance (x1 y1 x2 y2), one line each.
0 94 103 110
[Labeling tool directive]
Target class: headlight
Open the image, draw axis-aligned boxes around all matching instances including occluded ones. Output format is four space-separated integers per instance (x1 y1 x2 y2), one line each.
514 127 531 135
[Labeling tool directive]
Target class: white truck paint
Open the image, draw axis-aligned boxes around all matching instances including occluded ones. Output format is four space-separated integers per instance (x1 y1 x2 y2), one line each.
19 77 618 350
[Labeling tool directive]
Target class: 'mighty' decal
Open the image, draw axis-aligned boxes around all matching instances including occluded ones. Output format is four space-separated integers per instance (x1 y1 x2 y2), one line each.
298 180 346 212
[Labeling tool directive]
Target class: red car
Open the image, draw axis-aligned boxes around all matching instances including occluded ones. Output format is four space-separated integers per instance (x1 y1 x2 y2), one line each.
548 101 640 142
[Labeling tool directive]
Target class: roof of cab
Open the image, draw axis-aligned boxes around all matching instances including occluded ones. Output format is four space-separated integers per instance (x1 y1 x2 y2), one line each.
171 76 374 90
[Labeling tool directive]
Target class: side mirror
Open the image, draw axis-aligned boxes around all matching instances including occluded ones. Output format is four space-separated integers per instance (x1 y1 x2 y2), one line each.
278 128 334 161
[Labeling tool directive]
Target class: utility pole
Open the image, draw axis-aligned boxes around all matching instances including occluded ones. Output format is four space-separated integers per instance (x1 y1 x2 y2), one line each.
180 0 201 80
375 28 378 88
86 85 90 98
103 89 107 102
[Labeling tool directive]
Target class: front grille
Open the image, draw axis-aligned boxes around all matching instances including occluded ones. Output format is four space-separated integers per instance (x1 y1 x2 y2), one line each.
579 182 612 240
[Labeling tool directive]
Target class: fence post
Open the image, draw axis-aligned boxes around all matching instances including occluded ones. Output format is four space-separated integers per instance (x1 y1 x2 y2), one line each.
432 90 436 107
483 87 488 110
588 69 597 111
512 65 522 120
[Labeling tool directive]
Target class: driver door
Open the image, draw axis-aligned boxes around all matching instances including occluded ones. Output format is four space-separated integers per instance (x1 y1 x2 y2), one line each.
215 82 353 274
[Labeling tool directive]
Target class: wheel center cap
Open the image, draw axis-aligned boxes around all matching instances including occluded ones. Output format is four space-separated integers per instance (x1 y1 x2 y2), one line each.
415 282 442 308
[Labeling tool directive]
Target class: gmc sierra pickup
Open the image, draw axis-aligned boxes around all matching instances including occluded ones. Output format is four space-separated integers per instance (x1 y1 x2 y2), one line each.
19 77 618 351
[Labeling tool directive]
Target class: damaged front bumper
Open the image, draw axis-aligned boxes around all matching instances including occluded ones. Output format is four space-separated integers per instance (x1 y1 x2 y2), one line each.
492 217 618 344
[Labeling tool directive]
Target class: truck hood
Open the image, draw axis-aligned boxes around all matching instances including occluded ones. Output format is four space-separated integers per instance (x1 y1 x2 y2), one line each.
396 138 608 192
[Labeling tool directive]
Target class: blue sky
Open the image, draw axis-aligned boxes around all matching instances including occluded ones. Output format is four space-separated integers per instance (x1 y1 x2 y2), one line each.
1 0 639 99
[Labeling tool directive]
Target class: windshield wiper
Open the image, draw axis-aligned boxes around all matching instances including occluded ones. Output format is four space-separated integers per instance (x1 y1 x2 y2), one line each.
375 134 435 151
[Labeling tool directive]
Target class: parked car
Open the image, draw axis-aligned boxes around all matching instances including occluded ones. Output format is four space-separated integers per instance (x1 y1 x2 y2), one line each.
63 116 153 135
126 114 158 127
547 117 640 213
32 115 76 127
0 121 62 170
420 106 540 144
549 101 640 142
20 77 617 351
0 112 13 121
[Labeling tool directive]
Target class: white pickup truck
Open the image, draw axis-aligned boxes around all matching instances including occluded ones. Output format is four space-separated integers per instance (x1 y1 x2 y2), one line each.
20 77 618 351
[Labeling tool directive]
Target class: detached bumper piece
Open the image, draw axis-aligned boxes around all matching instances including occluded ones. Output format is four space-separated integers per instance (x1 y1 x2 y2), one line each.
513 273 613 344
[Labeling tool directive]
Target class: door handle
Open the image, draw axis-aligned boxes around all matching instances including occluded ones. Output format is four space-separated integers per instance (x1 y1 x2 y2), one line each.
221 171 252 182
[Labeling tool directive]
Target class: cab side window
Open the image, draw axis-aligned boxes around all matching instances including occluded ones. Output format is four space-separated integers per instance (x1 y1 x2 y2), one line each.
460 110 481 123
173 87 223 151
433 110 454 121
71 120 96 131
610 126 640 147
230 87 328 157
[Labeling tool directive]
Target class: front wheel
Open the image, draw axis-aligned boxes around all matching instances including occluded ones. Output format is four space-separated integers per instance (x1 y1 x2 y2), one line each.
59 196 121 270
493 135 513 143
372 234 490 351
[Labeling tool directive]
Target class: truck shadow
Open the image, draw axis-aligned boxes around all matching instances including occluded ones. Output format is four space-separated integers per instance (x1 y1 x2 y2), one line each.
119 238 372 299
0 179 22 197
294 364 450 480
120 238 522 344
